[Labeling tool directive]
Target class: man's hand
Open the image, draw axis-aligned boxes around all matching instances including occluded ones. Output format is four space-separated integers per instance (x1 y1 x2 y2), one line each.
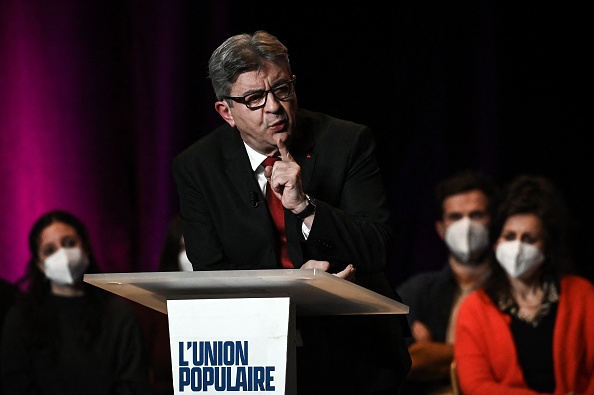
301 260 356 282
407 320 453 381
411 320 433 342
264 139 307 212
334 264 356 281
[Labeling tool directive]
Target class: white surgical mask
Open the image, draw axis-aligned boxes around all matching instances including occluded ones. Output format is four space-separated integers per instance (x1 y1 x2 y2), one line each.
43 247 89 285
496 240 545 279
444 217 490 263
178 250 193 271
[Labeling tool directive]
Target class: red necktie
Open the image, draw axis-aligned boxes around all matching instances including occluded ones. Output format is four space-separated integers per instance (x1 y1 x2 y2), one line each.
262 157 294 268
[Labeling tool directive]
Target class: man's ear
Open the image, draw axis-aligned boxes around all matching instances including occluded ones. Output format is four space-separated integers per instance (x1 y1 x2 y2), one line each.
215 101 235 127
435 220 446 240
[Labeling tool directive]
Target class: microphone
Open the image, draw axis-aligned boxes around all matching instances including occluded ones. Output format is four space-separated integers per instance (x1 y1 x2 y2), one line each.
249 191 263 208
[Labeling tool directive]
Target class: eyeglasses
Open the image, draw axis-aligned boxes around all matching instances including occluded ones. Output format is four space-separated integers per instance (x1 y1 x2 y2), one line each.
223 79 295 109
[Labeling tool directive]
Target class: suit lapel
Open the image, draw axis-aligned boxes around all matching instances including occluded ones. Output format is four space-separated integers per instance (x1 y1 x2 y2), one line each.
222 129 276 244
292 116 317 191
223 130 259 200
286 120 317 267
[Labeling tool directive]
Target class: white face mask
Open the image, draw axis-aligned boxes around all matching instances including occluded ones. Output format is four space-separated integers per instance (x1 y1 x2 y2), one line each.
43 247 89 285
444 217 490 263
496 240 545 279
178 250 193 271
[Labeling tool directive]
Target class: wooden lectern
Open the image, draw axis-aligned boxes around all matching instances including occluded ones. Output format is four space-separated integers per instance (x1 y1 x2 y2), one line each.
84 269 408 395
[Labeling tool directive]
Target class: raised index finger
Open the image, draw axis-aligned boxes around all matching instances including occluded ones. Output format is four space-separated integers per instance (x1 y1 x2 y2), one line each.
276 138 294 162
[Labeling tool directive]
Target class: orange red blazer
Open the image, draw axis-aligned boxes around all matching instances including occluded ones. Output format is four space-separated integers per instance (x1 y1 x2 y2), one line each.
454 275 594 395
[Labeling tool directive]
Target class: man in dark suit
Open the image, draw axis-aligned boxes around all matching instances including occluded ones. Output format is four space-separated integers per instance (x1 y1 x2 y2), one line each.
172 30 410 394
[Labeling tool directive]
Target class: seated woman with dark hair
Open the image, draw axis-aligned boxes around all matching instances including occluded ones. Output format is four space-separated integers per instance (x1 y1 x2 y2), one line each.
454 175 594 395
0 210 149 395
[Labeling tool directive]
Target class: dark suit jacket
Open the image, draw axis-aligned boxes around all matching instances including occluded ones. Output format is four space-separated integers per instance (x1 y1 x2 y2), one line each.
172 109 410 394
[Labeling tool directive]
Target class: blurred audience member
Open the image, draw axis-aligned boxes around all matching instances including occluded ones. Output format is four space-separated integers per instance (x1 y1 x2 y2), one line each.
397 170 499 394
0 210 149 395
134 213 188 395
454 175 594 394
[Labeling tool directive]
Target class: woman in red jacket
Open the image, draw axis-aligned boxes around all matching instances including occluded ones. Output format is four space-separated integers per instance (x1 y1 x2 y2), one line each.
454 175 594 395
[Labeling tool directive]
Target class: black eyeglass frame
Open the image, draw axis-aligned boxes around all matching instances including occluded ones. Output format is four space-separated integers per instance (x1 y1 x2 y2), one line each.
223 79 296 110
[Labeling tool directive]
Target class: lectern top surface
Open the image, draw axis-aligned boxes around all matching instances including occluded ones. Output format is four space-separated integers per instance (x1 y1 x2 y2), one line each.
84 269 408 316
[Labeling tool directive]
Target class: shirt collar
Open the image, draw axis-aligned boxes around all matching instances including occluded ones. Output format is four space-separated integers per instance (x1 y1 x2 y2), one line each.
244 142 268 172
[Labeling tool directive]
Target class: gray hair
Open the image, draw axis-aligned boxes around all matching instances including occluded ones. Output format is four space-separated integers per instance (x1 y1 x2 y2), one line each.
208 30 291 100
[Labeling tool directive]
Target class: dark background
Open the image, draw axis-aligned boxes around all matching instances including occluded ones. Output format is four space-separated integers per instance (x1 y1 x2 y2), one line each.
1 1 593 286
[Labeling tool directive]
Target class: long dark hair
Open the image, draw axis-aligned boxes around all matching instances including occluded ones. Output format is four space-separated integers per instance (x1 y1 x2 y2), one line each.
14 210 107 352
484 175 574 301
17 209 102 296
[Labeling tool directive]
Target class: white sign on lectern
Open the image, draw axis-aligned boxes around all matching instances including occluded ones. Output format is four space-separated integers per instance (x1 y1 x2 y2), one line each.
168 298 290 394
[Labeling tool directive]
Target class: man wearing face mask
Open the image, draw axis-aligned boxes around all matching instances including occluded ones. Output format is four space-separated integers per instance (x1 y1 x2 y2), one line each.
396 170 499 395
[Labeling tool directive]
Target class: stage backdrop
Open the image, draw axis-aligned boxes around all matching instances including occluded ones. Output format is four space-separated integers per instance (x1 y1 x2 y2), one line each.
1 1 593 284
0 1 226 280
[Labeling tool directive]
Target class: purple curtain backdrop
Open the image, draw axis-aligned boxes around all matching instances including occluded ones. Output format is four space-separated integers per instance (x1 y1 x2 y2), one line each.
1 1 593 285
0 1 227 281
